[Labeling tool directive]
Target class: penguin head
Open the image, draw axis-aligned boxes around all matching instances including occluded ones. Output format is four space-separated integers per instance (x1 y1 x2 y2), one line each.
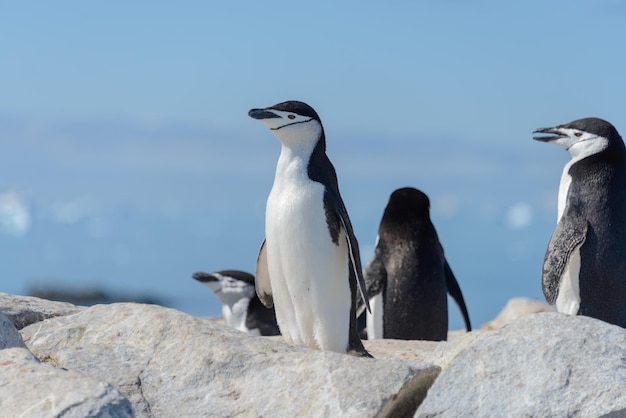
384 187 431 223
193 271 256 305
533 117 624 160
248 101 324 149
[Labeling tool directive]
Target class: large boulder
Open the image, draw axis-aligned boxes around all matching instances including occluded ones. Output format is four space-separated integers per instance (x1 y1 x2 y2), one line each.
21 302 440 418
415 312 626 417
0 347 133 418
0 292 83 329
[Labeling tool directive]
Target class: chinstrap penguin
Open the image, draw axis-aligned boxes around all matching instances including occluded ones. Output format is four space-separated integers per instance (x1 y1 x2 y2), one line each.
248 100 371 357
534 117 626 328
192 270 280 336
361 187 472 340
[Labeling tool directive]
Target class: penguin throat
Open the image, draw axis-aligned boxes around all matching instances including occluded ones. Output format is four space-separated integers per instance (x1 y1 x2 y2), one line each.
222 297 252 332
567 137 609 161
272 120 323 154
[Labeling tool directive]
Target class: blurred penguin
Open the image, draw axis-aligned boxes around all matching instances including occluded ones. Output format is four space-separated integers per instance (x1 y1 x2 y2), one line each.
193 270 280 336
361 187 472 340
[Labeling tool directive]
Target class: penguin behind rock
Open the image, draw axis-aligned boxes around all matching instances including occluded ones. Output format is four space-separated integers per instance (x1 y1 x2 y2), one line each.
362 187 472 341
192 270 280 336
248 100 371 357
534 117 626 328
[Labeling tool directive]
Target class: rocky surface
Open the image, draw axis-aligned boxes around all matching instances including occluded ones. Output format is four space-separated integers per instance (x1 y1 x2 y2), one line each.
1 292 625 418
0 312 26 349
364 338 440 363
19 302 439 418
416 313 626 417
0 347 133 418
0 292 84 329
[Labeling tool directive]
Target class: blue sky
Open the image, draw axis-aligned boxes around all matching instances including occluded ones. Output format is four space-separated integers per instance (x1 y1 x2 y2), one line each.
1 1 626 328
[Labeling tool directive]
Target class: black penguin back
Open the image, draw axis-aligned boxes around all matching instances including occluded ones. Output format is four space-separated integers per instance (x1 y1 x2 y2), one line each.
379 188 449 341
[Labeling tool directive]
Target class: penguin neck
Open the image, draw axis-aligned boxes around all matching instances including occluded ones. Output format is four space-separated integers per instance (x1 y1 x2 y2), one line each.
275 130 326 180
558 137 611 222
558 136 626 222
222 297 252 332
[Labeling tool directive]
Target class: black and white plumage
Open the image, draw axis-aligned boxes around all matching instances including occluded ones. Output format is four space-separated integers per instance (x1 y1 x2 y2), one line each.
534 117 626 328
248 100 370 357
361 187 471 341
192 270 280 336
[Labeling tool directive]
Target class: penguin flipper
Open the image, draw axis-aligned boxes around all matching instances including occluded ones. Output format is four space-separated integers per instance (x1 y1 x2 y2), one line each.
444 260 472 332
542 212 588 304
357 244 387 316
347 266 373 357
324 192 372 356
329 196 371 314
255 239 274 308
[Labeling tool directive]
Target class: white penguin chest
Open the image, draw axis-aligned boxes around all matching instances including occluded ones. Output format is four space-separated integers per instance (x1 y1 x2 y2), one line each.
557 161 574 222
266 157 331 251
555 158 584 316
262 141 352 352
555 242 582 315
366 293 384 339
265 152 350 302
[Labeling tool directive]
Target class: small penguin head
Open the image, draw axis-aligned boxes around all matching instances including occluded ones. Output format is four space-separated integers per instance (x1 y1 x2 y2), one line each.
248 100 324 148
193 271 256 304
533 117 623 160
384 187 431 222
378 187 433 242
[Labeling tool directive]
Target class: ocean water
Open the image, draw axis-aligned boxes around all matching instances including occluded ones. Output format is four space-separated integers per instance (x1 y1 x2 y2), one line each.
0 204 553 331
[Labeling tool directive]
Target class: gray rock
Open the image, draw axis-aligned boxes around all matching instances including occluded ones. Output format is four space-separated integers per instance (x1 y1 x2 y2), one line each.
1 312 26 349
416 312 626 417
21 302 440 418
0 292 84 329
424 330 487 371
0 347 133 418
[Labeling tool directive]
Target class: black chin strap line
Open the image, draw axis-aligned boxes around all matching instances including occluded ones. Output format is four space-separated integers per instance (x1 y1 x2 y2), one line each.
270 118 313 131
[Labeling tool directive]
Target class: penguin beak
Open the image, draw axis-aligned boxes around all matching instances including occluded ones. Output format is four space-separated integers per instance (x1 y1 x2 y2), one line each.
533 126 566 142
192 272 218 283
248 108 281 120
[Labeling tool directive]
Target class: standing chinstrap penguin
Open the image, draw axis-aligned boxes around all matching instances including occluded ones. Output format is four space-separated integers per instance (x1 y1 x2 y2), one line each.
362 187 472 340
248 100 371 356
192 270 280 336
534 117 626 328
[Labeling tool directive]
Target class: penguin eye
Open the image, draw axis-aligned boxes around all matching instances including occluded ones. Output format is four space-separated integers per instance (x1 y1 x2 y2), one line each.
574 132 583 137
288 114 296 120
